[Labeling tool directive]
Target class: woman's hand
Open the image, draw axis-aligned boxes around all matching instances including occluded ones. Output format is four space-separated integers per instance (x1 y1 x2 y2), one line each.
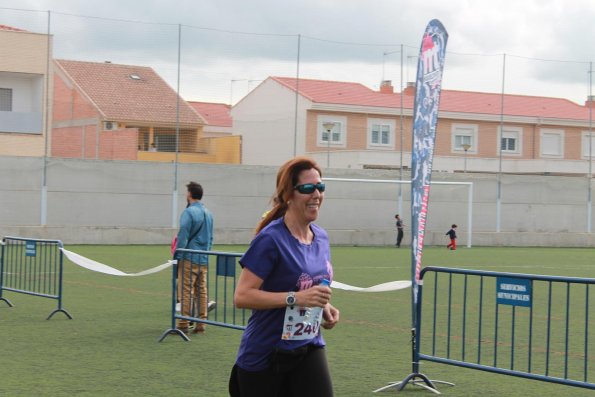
296 285 331 308
322 303 340 329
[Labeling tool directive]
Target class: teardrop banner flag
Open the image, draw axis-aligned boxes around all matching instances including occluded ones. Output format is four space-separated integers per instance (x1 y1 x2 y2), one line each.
373 18 450 395
410 19 449 327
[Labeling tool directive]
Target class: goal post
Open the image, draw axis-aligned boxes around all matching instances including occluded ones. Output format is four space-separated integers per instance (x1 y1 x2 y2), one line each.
324 178 474 248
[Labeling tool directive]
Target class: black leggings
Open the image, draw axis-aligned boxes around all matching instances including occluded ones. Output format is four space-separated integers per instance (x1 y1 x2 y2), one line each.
229 345 333 397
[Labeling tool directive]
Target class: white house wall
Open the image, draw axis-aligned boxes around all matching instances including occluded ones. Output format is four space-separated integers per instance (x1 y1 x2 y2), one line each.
0 30 51 154
232 78 310 166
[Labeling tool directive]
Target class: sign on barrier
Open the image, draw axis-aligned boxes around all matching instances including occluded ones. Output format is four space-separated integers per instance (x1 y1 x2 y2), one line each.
496 277 532 307
217 255 236 277
25 240 37 257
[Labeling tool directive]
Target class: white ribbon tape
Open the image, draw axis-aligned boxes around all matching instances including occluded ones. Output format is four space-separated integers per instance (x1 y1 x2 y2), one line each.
60 248 411 292
331 280 411 292
61 248 173 277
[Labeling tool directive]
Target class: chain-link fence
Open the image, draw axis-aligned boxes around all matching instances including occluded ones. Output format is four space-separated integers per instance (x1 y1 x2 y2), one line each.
0 7 594 236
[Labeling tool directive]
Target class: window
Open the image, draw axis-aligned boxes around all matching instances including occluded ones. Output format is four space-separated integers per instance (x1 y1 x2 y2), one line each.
499 126 522 155
455 134 472 148
372 124 389 144
368 118 394 148
317 116 346 147
540 129 564 158
501 136 516 151
321 123 341 143
0 88 12 111
155 133 176 152
451 124 477 153
581 131 595 158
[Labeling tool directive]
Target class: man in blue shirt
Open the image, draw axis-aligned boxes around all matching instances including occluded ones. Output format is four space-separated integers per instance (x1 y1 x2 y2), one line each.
175 181 214 333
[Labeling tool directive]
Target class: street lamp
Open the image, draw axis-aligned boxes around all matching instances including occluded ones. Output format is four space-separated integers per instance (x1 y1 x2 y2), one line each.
322 121 335 168
382 49 400 82
462 143 471 173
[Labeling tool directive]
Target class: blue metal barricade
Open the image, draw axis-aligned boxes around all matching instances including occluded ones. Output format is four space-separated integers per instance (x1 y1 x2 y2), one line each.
415 266 595 391
159 249 246 341
0 236 72 320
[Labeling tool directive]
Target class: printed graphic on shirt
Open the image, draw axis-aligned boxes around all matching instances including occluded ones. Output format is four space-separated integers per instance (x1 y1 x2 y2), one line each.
281 265 332 341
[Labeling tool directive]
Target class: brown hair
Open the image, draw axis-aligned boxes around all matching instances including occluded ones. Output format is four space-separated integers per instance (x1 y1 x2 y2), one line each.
256 157 322 234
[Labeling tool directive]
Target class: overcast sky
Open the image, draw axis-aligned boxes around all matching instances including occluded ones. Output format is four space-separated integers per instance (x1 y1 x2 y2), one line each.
2 0 595 105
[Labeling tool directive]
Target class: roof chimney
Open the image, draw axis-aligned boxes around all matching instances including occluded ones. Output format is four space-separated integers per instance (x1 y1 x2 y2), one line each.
404 82 415 95
379 80 394 94
586 95 595 108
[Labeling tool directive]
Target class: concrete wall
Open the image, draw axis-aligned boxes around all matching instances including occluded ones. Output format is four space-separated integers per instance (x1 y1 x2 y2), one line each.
0 156 594 247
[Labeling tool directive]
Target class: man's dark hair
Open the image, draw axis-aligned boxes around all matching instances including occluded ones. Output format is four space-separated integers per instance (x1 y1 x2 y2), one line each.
187 182 203 200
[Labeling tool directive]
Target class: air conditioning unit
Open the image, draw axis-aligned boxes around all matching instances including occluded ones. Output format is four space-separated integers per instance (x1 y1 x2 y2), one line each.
103 121 117 131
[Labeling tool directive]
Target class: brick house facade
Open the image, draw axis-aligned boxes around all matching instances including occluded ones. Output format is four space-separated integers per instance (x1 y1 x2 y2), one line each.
233 77 595 174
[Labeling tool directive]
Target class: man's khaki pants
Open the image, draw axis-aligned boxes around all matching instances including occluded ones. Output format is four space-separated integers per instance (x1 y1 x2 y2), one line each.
177 259 208 331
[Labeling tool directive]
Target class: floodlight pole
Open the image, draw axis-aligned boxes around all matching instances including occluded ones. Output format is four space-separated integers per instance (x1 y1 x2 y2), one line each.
496 54 506 233
588 61 593 233
41 10 51 226
467 182 474 248
399 44 404 215
172 24 182 228
293 34 301 157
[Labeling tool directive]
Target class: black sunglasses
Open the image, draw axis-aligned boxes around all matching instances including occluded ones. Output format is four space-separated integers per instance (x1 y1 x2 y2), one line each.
294 183 326 194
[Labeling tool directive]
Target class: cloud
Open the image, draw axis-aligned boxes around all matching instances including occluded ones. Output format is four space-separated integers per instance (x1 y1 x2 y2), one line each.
2 0 595 104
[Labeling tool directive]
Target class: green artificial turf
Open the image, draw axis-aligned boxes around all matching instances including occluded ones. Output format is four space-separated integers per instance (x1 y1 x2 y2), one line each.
1 245 594 396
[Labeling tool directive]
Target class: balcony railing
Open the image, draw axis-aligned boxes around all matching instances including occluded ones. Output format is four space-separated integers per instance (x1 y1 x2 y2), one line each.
0 111 43 134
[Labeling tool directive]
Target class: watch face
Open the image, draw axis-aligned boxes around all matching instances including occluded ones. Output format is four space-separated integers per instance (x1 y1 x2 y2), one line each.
286 293 296 306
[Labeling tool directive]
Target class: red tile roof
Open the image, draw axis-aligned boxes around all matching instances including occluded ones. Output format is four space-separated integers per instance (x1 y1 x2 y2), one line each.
271 77 591 121
0 25 28 32
271 77 408 108
188 102 232 127
55 60 204 125
439 90 590 120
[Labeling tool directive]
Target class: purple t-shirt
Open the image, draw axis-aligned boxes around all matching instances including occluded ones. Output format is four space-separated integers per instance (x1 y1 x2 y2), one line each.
235 217 334 371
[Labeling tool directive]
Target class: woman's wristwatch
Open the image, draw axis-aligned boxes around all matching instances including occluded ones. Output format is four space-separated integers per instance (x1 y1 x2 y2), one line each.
286 291 296 306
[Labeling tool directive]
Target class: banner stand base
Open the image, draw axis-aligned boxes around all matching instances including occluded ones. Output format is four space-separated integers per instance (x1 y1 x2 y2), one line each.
374 327 454 394
373 373 454 394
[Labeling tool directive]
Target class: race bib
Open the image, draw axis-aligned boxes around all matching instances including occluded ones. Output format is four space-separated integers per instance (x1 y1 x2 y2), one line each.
281 305 323 341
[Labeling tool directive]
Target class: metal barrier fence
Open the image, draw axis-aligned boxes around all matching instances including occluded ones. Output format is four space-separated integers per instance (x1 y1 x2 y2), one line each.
159 249 246 341
411 267 595 392
0 236 72 320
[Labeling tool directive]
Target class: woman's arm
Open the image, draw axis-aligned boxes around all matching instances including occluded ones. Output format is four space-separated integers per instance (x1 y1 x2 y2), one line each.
234 267 332 310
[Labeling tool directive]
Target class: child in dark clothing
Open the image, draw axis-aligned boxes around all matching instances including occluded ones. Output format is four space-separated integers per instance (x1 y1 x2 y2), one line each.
446 224 457 250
